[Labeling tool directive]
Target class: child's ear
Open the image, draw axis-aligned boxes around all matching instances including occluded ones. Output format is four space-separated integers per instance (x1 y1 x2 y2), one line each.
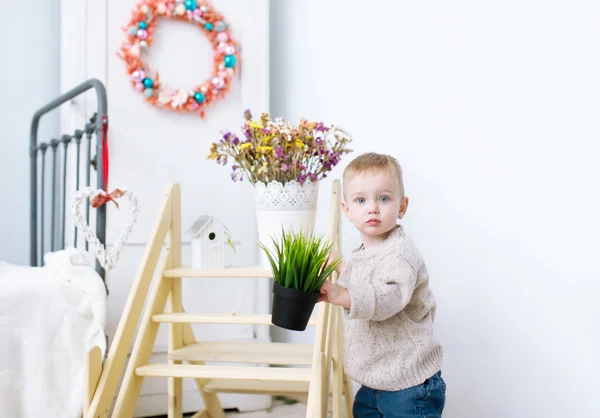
341 200 351 220
398 197 409 219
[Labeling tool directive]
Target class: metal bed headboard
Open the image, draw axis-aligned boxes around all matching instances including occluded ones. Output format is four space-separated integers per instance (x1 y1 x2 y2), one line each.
29 79 108 281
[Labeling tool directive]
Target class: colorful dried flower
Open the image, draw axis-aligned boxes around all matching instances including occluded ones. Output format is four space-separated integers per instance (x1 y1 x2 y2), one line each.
207 110 352 184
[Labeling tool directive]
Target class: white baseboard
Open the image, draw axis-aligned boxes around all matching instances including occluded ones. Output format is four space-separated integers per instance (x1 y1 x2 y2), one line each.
133 391 272 417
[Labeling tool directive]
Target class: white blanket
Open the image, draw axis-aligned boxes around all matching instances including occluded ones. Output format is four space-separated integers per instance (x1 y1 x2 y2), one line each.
0 248 107 418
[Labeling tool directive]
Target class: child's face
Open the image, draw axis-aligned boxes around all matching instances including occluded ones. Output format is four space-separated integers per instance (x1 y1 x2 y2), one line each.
342 171 409 246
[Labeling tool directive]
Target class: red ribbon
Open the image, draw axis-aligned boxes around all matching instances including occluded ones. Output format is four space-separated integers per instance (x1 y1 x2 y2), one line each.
102 115 109 190
91 189 125 209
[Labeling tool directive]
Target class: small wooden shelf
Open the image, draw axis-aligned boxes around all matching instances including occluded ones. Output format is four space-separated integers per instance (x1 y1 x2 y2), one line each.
203 379 310 396
168 341 314 366
84 181 353 418
135 364 312 382
152 312 318 326
163 266 273 279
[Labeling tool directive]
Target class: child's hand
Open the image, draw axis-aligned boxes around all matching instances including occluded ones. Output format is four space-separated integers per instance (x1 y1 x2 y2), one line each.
318 281 337 303
319 281 351 309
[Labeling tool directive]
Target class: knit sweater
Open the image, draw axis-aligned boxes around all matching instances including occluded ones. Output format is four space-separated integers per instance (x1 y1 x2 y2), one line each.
337 225 443 391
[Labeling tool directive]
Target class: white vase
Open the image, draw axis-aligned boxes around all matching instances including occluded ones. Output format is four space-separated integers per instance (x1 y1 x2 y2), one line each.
254 180 318 269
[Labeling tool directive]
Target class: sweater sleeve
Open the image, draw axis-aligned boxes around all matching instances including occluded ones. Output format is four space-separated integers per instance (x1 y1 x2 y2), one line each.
346 251 417 321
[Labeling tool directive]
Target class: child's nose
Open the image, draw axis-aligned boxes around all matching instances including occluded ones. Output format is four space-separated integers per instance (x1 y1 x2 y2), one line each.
368 204 379 214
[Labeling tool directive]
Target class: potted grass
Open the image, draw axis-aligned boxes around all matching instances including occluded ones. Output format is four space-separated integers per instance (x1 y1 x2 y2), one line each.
259 228 342 331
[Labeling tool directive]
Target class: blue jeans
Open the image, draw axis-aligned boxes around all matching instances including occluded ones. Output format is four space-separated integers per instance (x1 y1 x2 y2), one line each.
353 371 446 417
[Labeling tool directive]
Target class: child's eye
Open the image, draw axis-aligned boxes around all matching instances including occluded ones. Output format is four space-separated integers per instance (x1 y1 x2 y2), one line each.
379 196 389 202
355 197 365 204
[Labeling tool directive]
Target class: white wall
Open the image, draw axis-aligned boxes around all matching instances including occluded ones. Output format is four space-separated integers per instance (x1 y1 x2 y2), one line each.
0 0 60 264
270 1 600 417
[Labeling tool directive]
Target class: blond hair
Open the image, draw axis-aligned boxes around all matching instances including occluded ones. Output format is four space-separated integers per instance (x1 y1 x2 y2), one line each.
343 152 405 198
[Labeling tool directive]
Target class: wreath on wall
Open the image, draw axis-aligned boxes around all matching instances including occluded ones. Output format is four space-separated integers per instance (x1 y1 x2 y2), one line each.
118 0 240 118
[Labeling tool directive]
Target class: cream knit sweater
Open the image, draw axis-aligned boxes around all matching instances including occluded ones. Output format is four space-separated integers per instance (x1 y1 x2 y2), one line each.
337 225 443 391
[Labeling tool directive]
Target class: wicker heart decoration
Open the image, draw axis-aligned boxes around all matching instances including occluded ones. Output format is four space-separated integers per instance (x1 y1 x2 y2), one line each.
71 187 140 270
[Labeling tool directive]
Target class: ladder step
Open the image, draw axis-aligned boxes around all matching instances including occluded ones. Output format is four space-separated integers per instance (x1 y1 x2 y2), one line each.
203 379 310 395
169 342 314 365
163 266 273 278
135 364 312 382
152 313 318 326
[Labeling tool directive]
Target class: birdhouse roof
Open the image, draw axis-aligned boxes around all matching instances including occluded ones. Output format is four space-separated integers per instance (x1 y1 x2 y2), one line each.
186 214 231 238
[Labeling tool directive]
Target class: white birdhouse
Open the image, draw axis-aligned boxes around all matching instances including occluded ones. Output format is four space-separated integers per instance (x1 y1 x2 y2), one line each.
187 214 232 270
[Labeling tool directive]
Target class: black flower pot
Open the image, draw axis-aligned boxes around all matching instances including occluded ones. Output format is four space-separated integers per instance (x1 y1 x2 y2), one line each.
271 282 320 331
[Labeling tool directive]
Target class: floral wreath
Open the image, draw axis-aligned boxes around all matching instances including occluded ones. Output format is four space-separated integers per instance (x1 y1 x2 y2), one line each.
118 0 240 118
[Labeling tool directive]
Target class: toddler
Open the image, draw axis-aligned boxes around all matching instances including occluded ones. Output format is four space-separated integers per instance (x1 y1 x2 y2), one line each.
320 152 446 417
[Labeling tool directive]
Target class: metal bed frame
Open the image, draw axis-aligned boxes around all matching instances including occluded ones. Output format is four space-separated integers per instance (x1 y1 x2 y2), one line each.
29 79 108 281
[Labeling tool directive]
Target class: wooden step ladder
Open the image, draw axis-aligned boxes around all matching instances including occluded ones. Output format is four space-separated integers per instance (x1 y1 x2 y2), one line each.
83 180 354 418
